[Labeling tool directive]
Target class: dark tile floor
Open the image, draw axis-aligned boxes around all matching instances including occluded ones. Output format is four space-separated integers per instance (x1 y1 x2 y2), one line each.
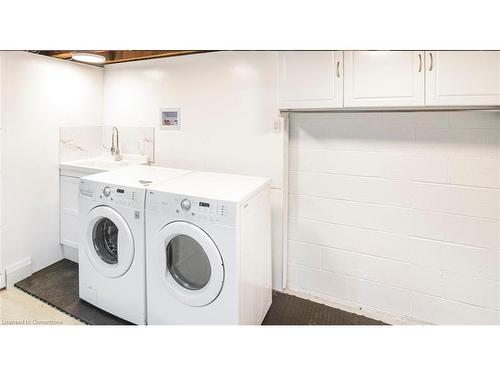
262 291 386 325
15 259 130 325
16 259 386 325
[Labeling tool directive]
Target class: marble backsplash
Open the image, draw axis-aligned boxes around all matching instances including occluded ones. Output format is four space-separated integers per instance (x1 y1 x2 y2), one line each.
60 126 155 162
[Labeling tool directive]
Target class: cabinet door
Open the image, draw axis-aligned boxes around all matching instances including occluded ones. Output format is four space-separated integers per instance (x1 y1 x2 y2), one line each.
278 51 343 109
426 51 500 106
344 51 425 107
60 176 80 248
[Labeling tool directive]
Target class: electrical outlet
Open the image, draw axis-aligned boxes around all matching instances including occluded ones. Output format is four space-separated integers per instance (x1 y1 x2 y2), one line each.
272 118 283 133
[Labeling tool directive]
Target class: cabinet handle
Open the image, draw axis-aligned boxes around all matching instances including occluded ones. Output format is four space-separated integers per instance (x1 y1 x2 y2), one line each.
418 54 422 72
429 52 433 71
336 61 340 78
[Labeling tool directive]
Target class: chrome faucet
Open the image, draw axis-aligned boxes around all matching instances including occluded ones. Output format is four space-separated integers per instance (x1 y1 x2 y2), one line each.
111 127 122 161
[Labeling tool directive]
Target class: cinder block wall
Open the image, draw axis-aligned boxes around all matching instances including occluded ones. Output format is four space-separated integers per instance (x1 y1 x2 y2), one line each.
287 111 500 324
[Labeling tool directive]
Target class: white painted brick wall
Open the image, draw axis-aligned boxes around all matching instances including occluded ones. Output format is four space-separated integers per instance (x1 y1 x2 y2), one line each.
287 111 500 324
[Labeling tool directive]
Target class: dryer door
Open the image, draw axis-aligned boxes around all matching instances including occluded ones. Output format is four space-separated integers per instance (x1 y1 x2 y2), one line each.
84 206 135 278
157 221 224 307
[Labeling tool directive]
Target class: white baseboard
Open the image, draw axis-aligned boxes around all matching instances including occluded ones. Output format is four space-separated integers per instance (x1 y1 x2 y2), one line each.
284 288 428 325
62 244 79 263
5 257 32 287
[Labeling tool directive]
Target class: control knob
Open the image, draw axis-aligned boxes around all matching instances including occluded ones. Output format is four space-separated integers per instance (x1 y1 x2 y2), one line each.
180 199 191 211
103 186 111 197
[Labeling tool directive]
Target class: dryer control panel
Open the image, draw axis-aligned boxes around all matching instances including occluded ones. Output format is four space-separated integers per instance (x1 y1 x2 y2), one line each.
80 180 145 210
147 191 236 227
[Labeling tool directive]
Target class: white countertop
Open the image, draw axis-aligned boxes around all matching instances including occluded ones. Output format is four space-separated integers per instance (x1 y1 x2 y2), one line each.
60 154 149 176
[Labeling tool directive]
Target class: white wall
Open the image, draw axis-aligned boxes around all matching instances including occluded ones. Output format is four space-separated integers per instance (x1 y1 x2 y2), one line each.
0 52 103 279
287 111 500 324
103 51 285 289
0 54 4 288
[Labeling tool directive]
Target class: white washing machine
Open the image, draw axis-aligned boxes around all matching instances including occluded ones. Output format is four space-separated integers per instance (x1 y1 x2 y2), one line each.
78 165 191 324
146 171 272 325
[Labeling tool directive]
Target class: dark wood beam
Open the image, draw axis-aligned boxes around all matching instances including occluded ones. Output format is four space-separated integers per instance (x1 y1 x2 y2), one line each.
105 50 202 64
30 50 209 64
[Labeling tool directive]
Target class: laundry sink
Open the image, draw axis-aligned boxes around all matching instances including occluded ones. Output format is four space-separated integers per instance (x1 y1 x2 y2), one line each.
60 154 149 176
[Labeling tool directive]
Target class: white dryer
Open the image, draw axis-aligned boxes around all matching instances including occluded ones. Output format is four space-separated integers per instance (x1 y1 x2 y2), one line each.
78 165 190 324
146 171 272 325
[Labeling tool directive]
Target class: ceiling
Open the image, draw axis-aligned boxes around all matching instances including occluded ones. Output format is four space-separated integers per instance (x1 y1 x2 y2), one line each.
29 50 209 65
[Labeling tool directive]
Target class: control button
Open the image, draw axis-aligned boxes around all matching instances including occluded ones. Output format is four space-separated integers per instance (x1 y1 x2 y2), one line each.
103 186 111 197
180 199 191 211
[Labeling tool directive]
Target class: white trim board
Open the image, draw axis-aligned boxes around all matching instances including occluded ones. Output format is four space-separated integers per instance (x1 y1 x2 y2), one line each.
0 268 5 289
0 228 4 290
281 112 290 291
5 257 32 287
62 244 78 263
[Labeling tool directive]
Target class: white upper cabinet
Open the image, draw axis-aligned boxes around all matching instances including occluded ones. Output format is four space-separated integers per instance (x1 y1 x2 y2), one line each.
425 51 500 106
278 51 343 109
279 51 500 110
343 51 425 107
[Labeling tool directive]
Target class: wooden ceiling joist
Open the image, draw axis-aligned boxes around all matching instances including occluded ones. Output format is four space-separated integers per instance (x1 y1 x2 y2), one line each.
30 50 207 65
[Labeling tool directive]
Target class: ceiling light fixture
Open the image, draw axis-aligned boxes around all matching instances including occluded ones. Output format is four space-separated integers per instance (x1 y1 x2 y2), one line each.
71 52 106 64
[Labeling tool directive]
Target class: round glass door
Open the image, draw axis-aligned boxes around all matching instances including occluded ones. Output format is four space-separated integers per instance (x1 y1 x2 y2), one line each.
92 218 119 264
166 235 212 291
84 206 135 278
157 221 224 307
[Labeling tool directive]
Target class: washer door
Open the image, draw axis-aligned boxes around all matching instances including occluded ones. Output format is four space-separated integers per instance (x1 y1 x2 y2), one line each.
157 221 224 307
84 206 135 278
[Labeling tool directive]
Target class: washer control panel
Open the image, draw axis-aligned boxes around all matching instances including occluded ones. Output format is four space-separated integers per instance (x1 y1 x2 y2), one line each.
80 180 143 210
147 191 235 226
176 196 234 225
